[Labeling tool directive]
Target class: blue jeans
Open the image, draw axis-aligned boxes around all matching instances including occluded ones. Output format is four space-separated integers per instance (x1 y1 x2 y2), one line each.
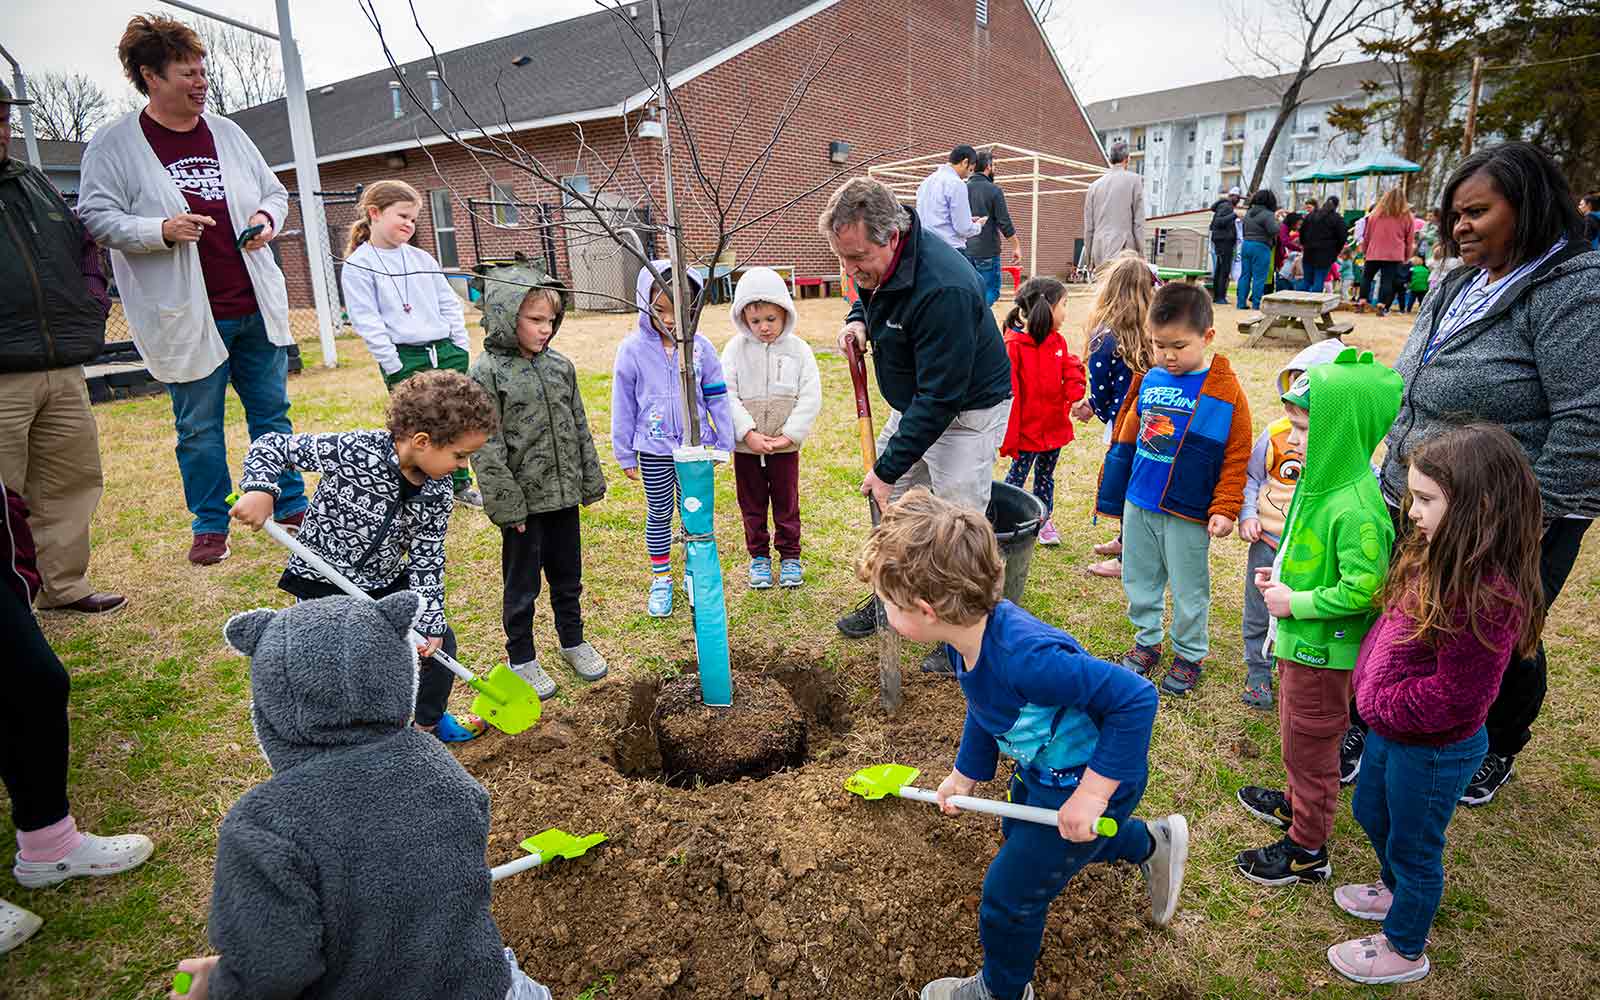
166 311 305 534
1298 265 1330 293
1351 727 1487 957
979 771 1153 999
1236 241 1272 310
965 253 1002 306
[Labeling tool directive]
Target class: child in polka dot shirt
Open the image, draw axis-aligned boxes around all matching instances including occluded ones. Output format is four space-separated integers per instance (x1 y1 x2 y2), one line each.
1072 252 1161 578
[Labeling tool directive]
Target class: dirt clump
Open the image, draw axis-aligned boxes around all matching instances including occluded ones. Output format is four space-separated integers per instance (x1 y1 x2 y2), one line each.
457 651 1161 998
654 673 808 786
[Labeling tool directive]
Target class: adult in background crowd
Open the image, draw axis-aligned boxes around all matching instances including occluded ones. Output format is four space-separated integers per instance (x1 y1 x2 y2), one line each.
964 150 1021 306
1 469 153 956
79 15 307 567
1236 188 1279 311
1358 187 1414 316
915 144 985 255
1581 192 1600 250
1082 141 1146 269
1297 195 1348 293
1207 185 1241 304
0 83 125 615
1343 141 1600 808
821 178 1012 674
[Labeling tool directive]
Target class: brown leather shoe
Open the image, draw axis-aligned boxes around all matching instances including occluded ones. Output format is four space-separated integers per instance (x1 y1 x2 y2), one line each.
188 532 230 566
45 592 129 615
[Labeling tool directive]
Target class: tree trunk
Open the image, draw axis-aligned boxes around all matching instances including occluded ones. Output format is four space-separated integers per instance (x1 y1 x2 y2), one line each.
1248 76 1307 194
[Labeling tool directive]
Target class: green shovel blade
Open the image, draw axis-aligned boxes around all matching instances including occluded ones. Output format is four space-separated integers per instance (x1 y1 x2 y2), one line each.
469 664 543 735
519 828 609 860
844 763 921 800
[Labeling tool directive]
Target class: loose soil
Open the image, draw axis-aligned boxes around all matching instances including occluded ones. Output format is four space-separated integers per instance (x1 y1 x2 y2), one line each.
458 649 1170 999
653 673 808 786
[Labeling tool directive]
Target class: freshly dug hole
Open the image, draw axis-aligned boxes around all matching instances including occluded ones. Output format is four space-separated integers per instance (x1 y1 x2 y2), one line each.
653 673 806 785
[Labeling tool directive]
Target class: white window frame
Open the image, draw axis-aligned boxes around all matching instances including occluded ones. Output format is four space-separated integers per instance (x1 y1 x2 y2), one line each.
429 188 458 268
490 181 519 227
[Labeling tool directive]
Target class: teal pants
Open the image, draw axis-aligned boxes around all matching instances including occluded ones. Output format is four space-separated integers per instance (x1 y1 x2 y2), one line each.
382 340 473 490
1122 502 1212 661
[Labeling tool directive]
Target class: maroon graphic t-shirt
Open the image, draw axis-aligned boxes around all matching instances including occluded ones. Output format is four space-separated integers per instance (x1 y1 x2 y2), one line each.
139 112 259 320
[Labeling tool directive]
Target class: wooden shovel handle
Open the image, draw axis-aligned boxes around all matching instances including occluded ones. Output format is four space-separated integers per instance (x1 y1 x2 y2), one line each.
844 337 877 477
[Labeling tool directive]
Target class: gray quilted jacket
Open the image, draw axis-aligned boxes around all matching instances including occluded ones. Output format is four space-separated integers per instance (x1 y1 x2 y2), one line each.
1381 242 1600 520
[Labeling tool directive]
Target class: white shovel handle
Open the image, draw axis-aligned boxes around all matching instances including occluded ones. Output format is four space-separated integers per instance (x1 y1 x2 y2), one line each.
489 851 545 882
257 520 476 686
894 786 1061 827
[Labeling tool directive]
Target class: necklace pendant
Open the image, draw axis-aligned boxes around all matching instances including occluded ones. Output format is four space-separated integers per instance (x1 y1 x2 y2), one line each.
402 303 412 313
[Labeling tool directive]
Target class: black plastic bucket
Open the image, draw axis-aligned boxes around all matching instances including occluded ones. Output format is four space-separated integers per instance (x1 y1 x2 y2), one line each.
987 480 1047 605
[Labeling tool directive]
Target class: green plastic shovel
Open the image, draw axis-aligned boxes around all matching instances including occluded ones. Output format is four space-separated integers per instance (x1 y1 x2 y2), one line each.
172 971 192 995
489 828 609 882
231 496 542 735
845 764 1119 837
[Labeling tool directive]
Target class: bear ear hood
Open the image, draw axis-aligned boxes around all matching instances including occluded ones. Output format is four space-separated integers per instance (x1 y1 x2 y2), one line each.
226 593 424 774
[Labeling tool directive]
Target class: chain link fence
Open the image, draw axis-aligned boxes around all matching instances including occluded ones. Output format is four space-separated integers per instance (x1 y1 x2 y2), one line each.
467 196 654 313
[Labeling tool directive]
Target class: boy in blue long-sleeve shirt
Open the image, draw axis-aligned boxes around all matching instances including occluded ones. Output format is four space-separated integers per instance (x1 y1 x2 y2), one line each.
857 488 1190 1000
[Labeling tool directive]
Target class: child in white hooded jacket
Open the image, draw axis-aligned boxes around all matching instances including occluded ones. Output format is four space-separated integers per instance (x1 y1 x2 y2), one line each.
721 267 821 590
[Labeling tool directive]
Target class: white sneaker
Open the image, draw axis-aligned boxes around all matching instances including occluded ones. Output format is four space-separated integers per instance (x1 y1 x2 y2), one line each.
1141 814 1189 926
13 832 154 888
0 898 43 955
511 659 558 699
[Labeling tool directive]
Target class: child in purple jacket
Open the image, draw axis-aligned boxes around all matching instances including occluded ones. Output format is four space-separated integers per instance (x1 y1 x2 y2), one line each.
610 262 735 617
1331 424 1544 986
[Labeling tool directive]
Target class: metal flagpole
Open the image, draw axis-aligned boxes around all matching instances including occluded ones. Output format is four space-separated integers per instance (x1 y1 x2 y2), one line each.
0 45 44 170
160 0 339 367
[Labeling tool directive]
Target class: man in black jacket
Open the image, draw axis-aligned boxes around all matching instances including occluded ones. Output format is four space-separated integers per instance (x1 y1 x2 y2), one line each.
0 83 125 615
964 151 1021 306
1208 185 1241 304
819 178 1012 665
1295 196 1348 292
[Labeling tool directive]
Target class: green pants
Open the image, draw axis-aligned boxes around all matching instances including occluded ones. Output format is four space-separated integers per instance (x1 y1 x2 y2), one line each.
1122 502 1212 661
382 340 473 489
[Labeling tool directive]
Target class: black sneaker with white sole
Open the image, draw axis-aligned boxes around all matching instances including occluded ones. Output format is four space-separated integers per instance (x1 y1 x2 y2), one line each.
1460 752 1513 807
1339 725 1365 785
1237 786 1293 831
836 594 880 639
1235 835 1331 886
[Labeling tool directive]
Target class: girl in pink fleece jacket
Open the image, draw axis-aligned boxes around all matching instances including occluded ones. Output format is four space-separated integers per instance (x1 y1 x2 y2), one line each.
1329 424 1545 986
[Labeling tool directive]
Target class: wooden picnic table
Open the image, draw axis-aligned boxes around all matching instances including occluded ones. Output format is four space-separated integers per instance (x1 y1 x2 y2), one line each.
1238 290 1354 347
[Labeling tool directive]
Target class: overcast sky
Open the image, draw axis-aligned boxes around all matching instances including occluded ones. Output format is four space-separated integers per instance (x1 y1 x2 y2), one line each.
0 0 1339 113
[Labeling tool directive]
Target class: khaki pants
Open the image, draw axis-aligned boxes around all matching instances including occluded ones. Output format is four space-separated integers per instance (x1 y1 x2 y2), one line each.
878 399 1012 513
0 369 103 606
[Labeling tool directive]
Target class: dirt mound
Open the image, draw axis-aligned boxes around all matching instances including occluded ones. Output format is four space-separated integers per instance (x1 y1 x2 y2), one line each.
654 673 808 786
458 649 1161 999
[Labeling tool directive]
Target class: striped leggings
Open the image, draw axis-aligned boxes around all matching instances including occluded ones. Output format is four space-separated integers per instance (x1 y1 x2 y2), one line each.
638 453 681 576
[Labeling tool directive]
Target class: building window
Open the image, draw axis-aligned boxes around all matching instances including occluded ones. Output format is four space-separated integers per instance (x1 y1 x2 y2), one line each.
1187 154 1195 167
1347 131 1362 146
429 189 458 268
975 0 988 26
1204 150 1212 164
490 181 519 226
1188 128 1196 142
559 174 591 207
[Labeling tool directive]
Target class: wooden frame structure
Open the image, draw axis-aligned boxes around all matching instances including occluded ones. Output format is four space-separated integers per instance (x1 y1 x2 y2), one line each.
868 143 1105 278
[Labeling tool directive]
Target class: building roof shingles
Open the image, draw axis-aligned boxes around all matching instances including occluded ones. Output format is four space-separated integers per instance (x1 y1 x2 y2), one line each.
229 0 825 167
1085 59 1391 132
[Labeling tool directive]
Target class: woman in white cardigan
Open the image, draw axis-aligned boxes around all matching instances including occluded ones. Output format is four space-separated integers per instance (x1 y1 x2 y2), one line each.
78 14 306 567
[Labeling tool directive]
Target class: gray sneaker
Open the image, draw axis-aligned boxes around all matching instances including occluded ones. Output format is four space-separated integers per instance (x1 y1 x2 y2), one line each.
510 659 557 699
919 973 1032 1000
559 642 609 682
1142 814 1189 926
454 485 484 508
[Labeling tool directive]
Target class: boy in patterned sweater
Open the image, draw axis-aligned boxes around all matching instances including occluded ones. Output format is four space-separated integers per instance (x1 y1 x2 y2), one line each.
229 370 497 743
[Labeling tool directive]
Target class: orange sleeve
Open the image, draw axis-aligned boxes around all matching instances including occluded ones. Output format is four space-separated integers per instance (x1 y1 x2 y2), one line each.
1111 371 1145 446
1209 367 1254 521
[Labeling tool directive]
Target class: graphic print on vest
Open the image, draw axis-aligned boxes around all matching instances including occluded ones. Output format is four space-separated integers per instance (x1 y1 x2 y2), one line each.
165 155 226 203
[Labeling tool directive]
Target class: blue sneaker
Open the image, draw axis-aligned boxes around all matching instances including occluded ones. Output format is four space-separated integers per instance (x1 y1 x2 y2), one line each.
779 558 803 588
749 556 774 589
647 576 674 617
433 712 487 743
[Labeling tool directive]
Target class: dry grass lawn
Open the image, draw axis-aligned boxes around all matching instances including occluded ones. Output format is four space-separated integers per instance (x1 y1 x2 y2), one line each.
5 290 1598 999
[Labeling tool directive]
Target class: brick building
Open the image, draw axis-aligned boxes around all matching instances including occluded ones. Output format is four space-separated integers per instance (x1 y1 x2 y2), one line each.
230 0 1106 309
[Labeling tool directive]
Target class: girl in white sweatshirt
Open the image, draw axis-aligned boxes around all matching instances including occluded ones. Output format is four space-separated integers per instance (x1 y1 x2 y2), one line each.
720 267 821 590
340 179 480 506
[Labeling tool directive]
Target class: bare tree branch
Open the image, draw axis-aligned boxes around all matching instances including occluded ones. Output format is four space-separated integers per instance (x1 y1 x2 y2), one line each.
191 17 285 114
26 71 112 142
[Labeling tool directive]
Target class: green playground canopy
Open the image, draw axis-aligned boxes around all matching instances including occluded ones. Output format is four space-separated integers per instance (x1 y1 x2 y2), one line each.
1329 151 1421 178
1286 160 1348 183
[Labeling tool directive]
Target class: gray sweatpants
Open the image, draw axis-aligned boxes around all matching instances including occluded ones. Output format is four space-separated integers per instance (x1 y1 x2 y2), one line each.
1241 539 1277 688
877 399 1013 513
1122 503 1212 662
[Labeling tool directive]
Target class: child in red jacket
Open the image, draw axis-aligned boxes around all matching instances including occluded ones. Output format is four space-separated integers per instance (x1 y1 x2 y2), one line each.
1001 276 1087 547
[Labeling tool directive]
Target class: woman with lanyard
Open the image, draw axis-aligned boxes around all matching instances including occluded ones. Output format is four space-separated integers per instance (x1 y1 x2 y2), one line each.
1340 142 1600 806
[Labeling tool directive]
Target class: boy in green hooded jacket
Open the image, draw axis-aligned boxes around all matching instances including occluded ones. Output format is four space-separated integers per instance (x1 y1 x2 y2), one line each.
1233 348 1403 887
470 263 608 701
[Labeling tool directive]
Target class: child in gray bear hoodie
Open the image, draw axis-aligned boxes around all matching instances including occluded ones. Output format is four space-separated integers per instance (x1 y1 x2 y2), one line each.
168 592 550 1000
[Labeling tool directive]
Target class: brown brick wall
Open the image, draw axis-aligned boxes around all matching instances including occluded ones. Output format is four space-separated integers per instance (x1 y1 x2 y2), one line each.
270 0 1102 308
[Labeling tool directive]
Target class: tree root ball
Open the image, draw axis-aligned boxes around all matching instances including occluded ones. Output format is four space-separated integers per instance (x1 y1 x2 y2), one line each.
652 674 807 786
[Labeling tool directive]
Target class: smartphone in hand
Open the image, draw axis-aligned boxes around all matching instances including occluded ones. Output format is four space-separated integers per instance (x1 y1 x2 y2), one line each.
236 224 266 250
